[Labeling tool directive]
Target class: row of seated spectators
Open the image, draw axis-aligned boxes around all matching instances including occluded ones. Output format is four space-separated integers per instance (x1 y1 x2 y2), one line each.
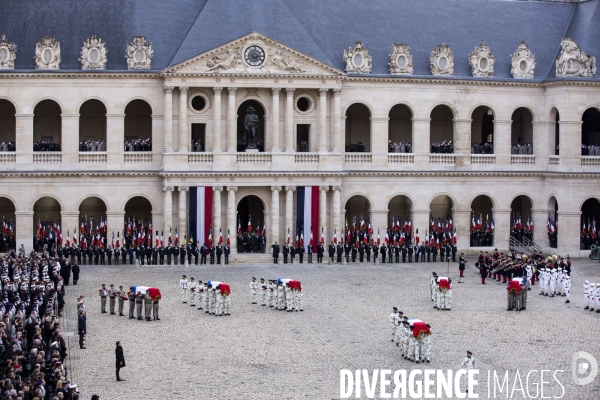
124 139 151 152
430 141 453 153
0 142 15 152
79 140 106 152
582 144 600 156
388 141 412 153
33 141 61 152
511 143 533 154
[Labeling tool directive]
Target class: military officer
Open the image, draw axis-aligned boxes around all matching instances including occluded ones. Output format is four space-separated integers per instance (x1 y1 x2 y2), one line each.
224 244 230 265
328 242 335 263
366 243 371 262
144 290 152 321
249 277 258 304
209 245 215 264
216 244 223 264
298 245 305 264
99 284 108 313
158 246 165 265
336 242 343 263
188 277 197 307
108 284 117 315
358 243 365 262
200 243 207 264
179 245 186 265
180 275 188 303
166 245 173 265
271 242 280 264
127 287 136 319
283 243 289 264
307 244 313 263
373 243 379 263
440 244 445 262
114 247 120 265
117 285 126 316
122 246 127 264
187 243 193 265
344 242 350 263
107 245 112 264
260 278 267 306
317 242 324 263
290 244 296 263
401 245 407 263
135 290 144 320
193 246 199 265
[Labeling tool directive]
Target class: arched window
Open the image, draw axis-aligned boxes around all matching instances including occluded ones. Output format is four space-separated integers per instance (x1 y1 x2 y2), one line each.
470 195 494 247
33 100 62 151
511 108 533 154
345 104 371 152
124 100 152 152
582 108 600 156
430 105 454 153
237 100 265 152
388 105 412 153
0 100 16 151
470 106 494 154
79 100 107 151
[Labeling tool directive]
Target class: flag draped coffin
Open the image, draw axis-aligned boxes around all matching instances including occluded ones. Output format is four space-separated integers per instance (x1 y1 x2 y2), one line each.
296 187 320 254
189 187 213 247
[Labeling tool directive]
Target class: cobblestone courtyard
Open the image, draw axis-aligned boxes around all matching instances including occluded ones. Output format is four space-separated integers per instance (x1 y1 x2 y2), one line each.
61 259 600 399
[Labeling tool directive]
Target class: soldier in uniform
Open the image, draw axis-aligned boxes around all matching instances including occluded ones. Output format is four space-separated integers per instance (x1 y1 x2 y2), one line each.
187 243 193 265
107 245 112 265
128 246 134 264
373 243 379 263
440 244 446 262
260 278 267 306
152 246 158 265
180 275 188 303
114 246 120 265
307 244 313 263
298 245 305 263
344 242 350 263
408 244 413 263
271 242 280 264
452 244 457 262
127 287 136 319
108 284 117 315
337 242 343 263
166 245 172 265
173 245 179 265
120 246 126 264
224 244 230 265
158 246 165 265
152 293 160 320
200 243 207 264
144 290 152 321
328 242 335 263
283 243 289 263
179 245 186 265
317 242 324 263
193 245 199 265
351 244 357 262
188 277 197 307
216 244 223 264
358 243 365 262
99 284 108 313
366 243 371 262
135 290 144 320
249 277 258 304
395 244 400 263
209 245 215 264
117 285 126 316
381 244 387 263
432 244 438 262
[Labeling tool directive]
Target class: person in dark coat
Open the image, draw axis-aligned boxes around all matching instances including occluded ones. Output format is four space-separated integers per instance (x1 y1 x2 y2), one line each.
480 261 488 284
271 242 280 264
61 262 72 285
71 264 80 285
115 341 126 381
78 310 86 349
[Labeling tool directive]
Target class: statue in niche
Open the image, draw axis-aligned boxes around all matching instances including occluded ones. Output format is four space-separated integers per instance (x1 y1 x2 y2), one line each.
243 106 260 148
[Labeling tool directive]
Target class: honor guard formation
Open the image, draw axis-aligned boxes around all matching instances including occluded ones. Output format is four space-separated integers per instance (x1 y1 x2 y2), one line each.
250 277 304 312
99 284 162 322
179 276 231 316
0 249 83 398
389 308 431 363
429 273 452 310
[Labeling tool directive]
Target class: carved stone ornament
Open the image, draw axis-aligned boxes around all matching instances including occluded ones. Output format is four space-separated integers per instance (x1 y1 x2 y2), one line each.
0 35 16 69
343 41 372 74
510 41 536 79
555 38 596 78
79 35 107 70
125 36 153 70
430 43 454 76
468 40 495 77
388 43 413 75
34 36 61 69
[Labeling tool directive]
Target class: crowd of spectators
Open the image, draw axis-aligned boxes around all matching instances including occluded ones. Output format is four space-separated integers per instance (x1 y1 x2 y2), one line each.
0 248 81 399
471 142 493 154
430 141 453 153
345 142 366 152
191 140 204 152
511 143 533 154
124 139 151 152
388 141 411 153
0 143 15 152
582 144 600 156
33 141 61 152
79 140 106 152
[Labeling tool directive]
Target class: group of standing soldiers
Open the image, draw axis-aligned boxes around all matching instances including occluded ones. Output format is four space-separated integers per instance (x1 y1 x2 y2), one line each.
317 242 458 264
98 283 160 321
179 276 231 316
249 277 304 312
237 232 266 253
389 308 432 363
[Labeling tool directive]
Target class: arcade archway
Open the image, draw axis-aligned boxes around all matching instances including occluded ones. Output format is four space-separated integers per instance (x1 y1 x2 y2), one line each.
79 100 107 150
34 100 62 151
429 195 454 244
470 106 494 154
510 195 533 241
33 196 61 251
582 108 600 155
124 196 153 248
0 100 16 151
0 197 15 252
430 105 454 153
237 100 265 152
344 195 371 244
388 195 413 243
124 100 152 151
470 195 494 247
236 195 265 253
511 108 533 154
551 108 560 155
79 196 107 247
388 104 412 153
581 198 600 250
345 103 371 152
548 197 558 248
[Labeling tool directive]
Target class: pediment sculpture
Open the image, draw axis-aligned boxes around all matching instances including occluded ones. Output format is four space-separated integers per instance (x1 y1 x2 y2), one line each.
510 41 535 79
343 41 372 74
430 43 454 76
389 43 413 75
35 36 61 69
555 38 596 78
469 40 495 77
79 35 108 70
126 36 153 70
0 34 17 69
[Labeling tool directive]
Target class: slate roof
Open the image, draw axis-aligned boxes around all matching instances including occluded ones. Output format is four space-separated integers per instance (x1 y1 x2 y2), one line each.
1 0 598 81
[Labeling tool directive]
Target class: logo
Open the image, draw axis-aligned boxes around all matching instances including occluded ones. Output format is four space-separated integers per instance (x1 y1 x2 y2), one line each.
571 351 598 386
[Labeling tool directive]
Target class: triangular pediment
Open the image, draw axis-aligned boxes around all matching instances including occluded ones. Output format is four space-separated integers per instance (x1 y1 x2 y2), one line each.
163 32 343 76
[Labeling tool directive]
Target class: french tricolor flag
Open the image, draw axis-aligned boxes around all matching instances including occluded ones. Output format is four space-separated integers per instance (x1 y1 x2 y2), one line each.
296 186 320 253
189 187 213 247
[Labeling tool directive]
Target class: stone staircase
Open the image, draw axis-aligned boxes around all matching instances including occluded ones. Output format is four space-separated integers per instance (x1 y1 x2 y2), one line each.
509 235 542 257
230 252 274 265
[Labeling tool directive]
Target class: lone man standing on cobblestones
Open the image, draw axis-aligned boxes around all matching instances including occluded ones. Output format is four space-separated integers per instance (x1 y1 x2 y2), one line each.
115 341 126 381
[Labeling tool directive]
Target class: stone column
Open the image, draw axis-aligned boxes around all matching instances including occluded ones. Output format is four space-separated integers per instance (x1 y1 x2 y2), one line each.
319 186 328 243
558 120 582 167
492 208 511 250
163 87 174 153
271 88 281 152
557 211 580 254
332 186 341 238
452 209 471 251
531 208 549 248
213 186 223 243
61 113 79 164
106 114 125 164
178 187 189 263
15 114 34 164
412 118 431 164
494 120 511 165
318 89 328 153
271 186 281 245
371 117 388 155
454 118 472 166
227 186 237 252
332 89 342 153
285 88 295 152
285 186 296 240
163 186 174 237
212 87 223 152
15 211 34 252
227 87 237 152
178 87 189 152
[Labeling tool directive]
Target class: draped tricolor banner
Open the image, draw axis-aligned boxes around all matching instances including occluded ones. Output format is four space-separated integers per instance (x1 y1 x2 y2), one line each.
296 186 319 252
189 187 213 246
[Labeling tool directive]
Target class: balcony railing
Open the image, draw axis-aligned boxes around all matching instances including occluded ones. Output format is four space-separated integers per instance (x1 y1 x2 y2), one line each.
236 153 272 163
470 154 496 164
124 152 152 163
79 152 107 163
388 153 414 164
33 152 62 163
511 155 535 165
549 156 559 165
0 153 16 163
295 153 319 163
344 153 372 163
429 154 455 164
581 156 600 166
188 153 213 163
